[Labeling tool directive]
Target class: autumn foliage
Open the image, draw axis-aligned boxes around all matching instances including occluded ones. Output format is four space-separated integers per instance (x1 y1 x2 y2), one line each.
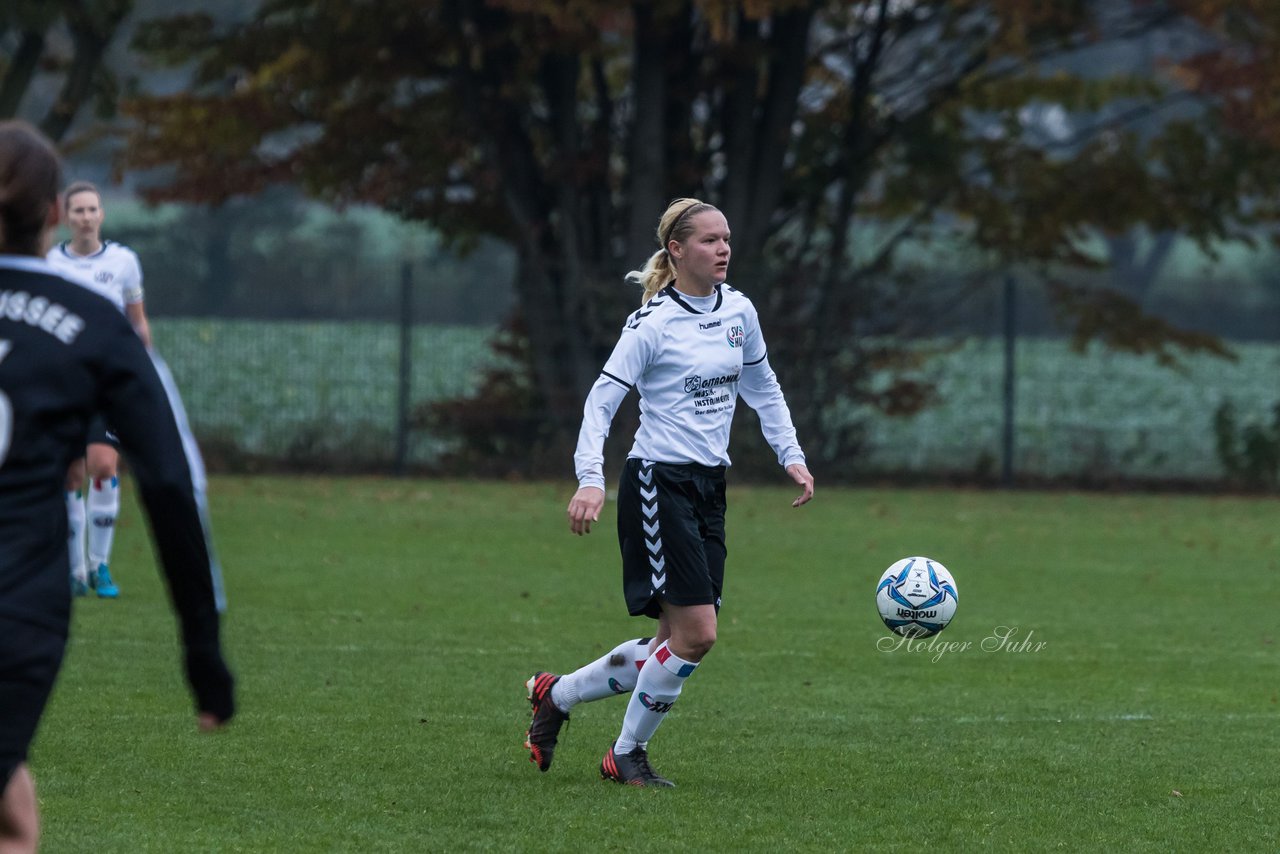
114 1 1280 474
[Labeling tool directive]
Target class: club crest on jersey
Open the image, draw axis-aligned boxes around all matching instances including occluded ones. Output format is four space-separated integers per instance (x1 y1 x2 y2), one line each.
94 271 114 284
726 324 745 348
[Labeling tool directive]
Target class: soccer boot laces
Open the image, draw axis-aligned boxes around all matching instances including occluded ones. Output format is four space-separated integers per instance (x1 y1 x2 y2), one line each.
600 742 675 788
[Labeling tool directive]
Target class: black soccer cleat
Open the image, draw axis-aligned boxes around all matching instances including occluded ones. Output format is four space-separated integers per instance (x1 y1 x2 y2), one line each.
600 742 675 788
524 672 569 772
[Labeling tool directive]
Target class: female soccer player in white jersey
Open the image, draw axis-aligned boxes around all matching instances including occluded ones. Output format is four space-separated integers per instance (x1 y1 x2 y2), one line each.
45 181 152 599
524 198 815 787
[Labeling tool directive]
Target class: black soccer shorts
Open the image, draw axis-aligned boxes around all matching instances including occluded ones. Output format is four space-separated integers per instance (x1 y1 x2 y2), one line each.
617 458 727 619
86 413 120 450
0 617 67 788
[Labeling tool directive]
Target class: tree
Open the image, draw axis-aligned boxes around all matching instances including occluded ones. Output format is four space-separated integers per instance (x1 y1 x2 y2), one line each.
121 1 1280 474
0 0 133 142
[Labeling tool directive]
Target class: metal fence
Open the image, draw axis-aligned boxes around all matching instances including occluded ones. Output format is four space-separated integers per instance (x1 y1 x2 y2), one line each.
853 336 1279 483
150 304 1280 485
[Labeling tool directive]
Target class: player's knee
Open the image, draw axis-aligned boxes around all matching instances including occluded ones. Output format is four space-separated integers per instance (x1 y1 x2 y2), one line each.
85 446 117 479
673 630 716 662
0 819 38 853
65 459 86 492
87 460 117 481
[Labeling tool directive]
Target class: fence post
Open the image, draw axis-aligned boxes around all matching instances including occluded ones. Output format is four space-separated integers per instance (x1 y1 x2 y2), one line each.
1001 275 1016 486
394 261 413 476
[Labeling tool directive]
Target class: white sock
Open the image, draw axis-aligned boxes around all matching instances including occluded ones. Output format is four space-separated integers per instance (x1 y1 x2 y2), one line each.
87 476 119 568
614 641 698 754
551 637 651 712
67 490 87 583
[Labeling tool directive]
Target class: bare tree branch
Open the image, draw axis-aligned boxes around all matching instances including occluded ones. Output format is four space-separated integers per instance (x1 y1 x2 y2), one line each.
0 29 45 118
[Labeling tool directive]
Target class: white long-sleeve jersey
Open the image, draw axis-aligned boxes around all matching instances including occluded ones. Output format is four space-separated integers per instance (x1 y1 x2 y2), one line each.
46 240 144 314
574 283 805 490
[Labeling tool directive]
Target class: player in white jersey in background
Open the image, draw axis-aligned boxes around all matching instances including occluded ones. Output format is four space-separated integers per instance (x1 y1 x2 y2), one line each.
524 198 815 787
45 181 151 599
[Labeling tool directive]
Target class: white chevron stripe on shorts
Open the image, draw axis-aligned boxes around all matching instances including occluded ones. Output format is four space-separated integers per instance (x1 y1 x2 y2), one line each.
639 460 665 590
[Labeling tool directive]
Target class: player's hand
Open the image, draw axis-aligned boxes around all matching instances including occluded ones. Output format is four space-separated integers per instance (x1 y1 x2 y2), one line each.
568 486 606 535
197 712 229 732
787 463 814 507
185 644 236 725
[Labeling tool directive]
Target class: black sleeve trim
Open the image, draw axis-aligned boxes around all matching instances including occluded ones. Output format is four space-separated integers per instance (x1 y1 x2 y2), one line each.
743 352 767 367
601 370 633 389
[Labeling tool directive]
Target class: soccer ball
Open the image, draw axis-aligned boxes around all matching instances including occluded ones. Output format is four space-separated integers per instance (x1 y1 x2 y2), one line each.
875 556 958 638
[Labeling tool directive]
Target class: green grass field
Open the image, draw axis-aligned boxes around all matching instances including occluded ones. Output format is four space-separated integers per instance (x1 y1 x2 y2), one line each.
33 478 1280 852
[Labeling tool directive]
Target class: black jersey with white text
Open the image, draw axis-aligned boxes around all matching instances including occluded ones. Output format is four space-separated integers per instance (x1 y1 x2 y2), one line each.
574 283 805 489
0 256 224 645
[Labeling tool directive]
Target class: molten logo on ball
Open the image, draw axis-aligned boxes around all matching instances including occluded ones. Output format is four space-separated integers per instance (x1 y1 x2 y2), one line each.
876 556 958 639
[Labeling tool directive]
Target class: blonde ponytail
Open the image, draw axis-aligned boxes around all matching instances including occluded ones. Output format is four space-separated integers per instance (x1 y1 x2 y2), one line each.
624 248 677 304
624 197 719 305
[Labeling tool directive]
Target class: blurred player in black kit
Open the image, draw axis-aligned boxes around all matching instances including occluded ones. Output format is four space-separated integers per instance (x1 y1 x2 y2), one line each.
0 120 235 852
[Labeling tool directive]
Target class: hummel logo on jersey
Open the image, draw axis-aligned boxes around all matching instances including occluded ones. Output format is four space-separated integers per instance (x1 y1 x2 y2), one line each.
698 320 721 330
626 296 666 330
726 324 745 348
684 373 740 394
